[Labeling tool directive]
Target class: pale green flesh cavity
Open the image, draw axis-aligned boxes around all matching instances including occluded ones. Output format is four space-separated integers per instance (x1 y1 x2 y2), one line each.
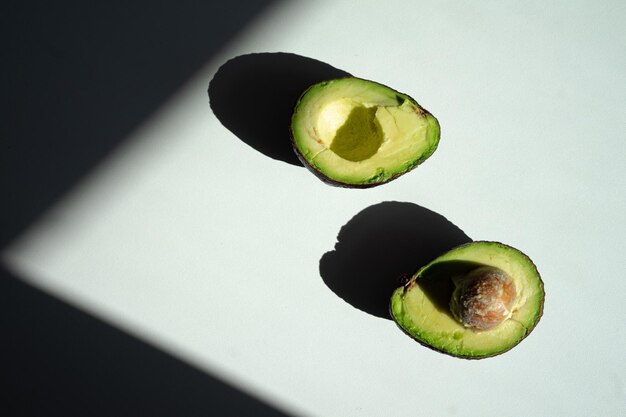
391 242 544 358
329 105 383 162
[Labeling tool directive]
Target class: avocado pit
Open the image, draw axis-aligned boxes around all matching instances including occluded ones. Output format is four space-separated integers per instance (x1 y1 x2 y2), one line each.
450 266 517 331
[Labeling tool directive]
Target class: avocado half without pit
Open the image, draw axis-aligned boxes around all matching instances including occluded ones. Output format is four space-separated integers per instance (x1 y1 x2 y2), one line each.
290 77 440 187
390 241 545 359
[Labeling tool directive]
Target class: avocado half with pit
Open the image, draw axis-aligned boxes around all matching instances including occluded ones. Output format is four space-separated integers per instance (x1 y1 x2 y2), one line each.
390 241 544 359
290 77 440 187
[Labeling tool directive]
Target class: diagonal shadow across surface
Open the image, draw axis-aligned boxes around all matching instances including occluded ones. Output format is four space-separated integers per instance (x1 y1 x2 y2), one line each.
320 201 472 319
0 1 278 250
209 52 351 166
1 267 294 417
1 2 298 416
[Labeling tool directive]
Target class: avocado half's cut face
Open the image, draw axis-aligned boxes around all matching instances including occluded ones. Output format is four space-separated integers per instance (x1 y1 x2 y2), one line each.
291 77 440 187
390 241 545 359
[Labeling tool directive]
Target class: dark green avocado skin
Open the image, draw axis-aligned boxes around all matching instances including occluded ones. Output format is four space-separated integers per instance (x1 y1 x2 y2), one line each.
290 141 402 189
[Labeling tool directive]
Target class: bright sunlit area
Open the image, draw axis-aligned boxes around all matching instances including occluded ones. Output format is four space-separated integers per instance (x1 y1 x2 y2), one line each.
3 1 625 416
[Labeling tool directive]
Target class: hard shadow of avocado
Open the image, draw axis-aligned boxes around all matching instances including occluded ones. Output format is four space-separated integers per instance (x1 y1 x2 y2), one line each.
319 201 472 319
208 52 351 166
417 260 485 319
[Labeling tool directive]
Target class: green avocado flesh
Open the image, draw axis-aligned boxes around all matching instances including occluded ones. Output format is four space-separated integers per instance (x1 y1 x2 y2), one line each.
390 241 544 359
291 77 440 187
